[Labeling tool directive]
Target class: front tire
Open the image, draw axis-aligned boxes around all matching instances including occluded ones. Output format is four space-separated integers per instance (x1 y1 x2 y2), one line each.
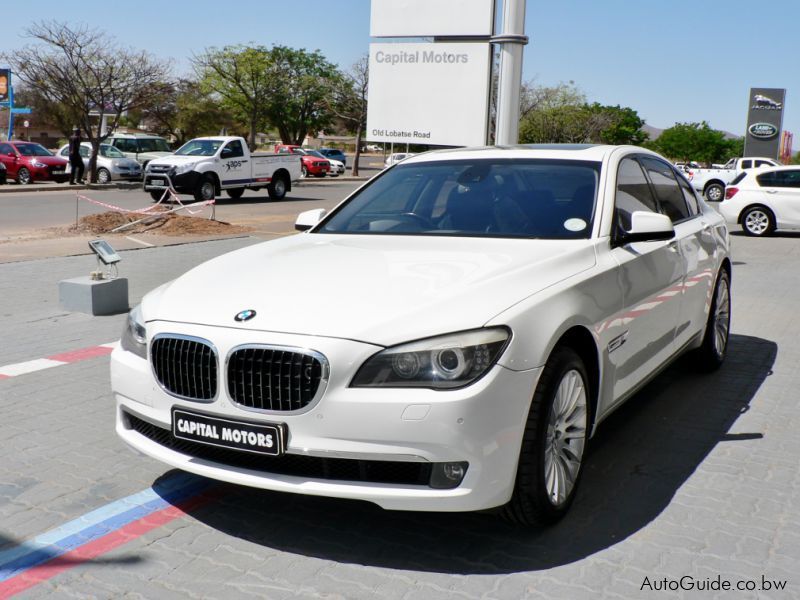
17 167 32 185
150 190 164 202
694 268 731 371
97 168 111 184
194 175 216 202
503 347 590 526
705 183 724 202
301 165 308 178
741 206 774 236
226 188 245 199
267 175 287 200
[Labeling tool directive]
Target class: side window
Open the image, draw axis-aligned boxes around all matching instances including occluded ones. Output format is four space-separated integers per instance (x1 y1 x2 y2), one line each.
79 146 89 158
755 160 774 168
756 171 778 187
760 170 800 188
615 157 658 231
59 147 69 157
221 140 244 158
0 143 13 155
740 159 753 170
641 157 691 222
675 173 700 216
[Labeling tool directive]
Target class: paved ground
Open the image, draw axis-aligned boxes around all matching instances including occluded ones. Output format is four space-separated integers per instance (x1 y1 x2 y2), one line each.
0 226 799 598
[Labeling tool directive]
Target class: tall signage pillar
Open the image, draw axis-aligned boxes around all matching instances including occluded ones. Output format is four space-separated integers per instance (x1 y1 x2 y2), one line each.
368 0 528 148
743 88 786 159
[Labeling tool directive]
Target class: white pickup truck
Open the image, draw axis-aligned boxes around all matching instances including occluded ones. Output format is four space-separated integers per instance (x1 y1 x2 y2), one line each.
685 156 779 201
143 136 301 202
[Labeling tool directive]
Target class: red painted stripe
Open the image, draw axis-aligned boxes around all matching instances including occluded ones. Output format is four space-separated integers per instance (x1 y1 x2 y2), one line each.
0 490 219 598
0 375 9 380
47 346 113 364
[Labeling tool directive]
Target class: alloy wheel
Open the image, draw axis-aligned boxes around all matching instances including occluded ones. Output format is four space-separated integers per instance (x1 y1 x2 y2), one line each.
544 369 588 506
744 210 770 235
713 276 730 358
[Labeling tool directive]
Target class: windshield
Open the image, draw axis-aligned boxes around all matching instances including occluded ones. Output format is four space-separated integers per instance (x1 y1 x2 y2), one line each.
318 159 600 239
15 143 53 157
306 150 326 159
175 139 222 157
100 144 125 158
138 138 171 153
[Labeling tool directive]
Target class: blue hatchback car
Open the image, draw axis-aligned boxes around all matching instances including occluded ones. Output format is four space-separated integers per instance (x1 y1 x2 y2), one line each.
319 148 347 167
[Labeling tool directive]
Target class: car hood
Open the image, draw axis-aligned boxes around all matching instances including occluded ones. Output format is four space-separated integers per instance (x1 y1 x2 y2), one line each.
24 156 67 166
143 234 596 346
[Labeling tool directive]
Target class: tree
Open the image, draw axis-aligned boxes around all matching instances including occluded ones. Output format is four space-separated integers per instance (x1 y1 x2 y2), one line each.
652 122 734 164
11 86 80 140
1 21 169 181
192 45 273 149
589 103 648 146
326 55 368 175
263 46 340 145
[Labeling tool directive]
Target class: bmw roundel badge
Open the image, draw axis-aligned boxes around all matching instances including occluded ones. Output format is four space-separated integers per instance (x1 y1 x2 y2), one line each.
234 309 257 322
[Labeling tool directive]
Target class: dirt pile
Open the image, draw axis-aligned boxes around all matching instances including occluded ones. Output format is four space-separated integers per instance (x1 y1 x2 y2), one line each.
69 210 251 236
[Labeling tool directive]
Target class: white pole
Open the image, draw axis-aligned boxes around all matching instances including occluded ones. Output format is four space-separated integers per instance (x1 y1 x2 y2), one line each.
494 0 527 146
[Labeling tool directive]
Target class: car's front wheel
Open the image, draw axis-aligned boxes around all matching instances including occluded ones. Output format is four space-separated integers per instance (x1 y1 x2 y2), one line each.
97 168 111 184
194 175 216 202
17 167 32 185
503 347 589 526
741 206 774 236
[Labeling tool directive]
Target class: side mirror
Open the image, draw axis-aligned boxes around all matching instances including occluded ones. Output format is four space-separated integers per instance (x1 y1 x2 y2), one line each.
617 211 675 246
295 208 326 231
7 152 15 158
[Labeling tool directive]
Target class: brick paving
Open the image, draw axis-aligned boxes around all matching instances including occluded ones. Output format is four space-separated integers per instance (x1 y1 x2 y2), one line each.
0 232 798 599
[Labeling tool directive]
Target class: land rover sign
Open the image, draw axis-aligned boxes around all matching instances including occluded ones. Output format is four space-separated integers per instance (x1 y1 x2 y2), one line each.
748 123 778 139
744 88 786 159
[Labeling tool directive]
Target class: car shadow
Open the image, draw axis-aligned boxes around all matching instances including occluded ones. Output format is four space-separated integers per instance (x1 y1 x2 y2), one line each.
730 231 800 238
172 333 775 575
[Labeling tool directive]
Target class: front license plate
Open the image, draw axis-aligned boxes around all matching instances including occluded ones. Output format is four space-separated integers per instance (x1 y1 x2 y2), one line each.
150 178 165 186
52 170 65 174
172 408 284 456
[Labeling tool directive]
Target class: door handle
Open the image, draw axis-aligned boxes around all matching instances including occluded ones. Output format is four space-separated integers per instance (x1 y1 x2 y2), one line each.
766 190 778 194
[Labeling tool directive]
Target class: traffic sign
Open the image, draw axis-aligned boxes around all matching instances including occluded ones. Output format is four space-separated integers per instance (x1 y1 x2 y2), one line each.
10 107 32 114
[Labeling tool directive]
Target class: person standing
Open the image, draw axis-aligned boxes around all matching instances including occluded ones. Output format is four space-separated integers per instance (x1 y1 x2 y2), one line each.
68 127 85 185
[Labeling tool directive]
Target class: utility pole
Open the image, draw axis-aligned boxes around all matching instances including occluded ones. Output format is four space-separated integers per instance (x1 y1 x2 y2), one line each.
494 0 528 146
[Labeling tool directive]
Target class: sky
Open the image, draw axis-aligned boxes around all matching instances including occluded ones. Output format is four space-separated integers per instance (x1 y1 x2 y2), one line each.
1 0 798 144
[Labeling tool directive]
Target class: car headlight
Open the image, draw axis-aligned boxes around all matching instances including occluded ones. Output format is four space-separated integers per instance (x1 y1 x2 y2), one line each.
120 304 148 360
32 161 48 168
174 162 196 175
351 327 510 389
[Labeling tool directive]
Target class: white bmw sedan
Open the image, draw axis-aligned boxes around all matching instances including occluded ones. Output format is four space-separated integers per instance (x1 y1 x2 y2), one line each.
112 145 731 526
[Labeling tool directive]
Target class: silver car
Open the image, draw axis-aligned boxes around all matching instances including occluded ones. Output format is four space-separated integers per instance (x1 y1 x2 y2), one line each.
58 142 143 183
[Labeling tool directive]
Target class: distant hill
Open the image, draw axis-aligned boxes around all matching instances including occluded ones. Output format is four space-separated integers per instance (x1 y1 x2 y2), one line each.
643 123 741 140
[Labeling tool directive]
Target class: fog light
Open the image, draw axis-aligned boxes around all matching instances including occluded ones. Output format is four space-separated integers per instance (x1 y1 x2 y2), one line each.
429 461 469 489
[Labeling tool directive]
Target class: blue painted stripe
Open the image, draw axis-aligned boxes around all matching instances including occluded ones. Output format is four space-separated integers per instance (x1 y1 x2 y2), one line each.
0 472 210 581
221 178 254 185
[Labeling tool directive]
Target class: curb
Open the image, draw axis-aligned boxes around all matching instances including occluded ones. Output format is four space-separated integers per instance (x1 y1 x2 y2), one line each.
0 182 141 194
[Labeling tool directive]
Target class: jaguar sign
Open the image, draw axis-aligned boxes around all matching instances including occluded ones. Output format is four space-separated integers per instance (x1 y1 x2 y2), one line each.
748 123 778 139
744 88 785 159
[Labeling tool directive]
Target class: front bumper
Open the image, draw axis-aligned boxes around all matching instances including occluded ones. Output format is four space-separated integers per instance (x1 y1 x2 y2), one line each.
111 322 541 512
144 171 201 194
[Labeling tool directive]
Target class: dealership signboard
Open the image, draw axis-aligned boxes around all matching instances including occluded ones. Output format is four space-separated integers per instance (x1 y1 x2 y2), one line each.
367 42 492 147
743 88 786 159
0 69 10 105
370 0 494 37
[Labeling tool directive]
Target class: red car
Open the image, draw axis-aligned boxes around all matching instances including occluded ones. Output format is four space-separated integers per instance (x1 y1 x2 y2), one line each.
0 141 69 184
275 144 330 177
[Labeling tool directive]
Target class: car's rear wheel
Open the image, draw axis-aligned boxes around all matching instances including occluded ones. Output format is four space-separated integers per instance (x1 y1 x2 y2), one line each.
17 167 32 185
694 268 731 371
741 206 774 236
301 165 308 178
97 168 111 184
503 347 589 526
267 175 287 200
705 183 724 202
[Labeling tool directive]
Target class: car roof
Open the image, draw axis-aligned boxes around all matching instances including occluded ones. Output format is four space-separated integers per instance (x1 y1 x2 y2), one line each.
110 133 165 139
399 144 623 165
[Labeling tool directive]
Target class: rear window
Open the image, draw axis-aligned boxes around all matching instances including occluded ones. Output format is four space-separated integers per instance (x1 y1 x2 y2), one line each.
729 172 748 186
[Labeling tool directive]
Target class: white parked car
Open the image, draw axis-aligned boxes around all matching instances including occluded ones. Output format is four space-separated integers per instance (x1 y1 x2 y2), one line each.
57 142 142 183
720 165 800 236
112 145 731 526
384 152 416 168
686 156 779 202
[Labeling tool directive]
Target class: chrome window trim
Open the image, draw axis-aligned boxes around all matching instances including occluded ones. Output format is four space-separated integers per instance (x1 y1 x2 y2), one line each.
150 333 220 403
225 343 330 415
